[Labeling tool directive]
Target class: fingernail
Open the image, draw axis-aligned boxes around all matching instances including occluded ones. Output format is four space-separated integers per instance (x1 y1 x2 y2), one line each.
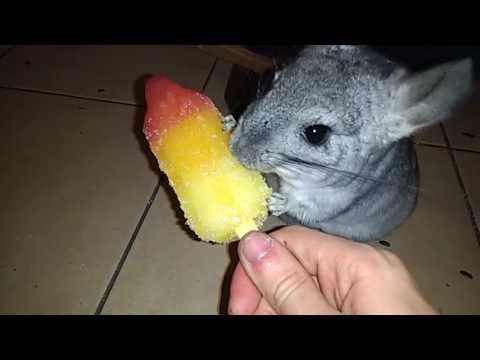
242 232 273 262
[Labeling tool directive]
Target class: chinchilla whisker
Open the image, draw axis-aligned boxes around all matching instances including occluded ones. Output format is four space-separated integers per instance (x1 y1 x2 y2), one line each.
276 153 424 194
267 151 469 203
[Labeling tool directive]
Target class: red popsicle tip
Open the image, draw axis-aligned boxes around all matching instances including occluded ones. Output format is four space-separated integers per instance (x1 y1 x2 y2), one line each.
143 75 215 144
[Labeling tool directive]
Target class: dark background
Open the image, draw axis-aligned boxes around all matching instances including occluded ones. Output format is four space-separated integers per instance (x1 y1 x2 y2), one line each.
226 45 480 120
247 45 480 73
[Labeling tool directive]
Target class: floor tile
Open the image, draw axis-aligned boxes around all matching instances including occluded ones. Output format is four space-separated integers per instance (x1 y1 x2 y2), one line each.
454 151 480 233
0 89 158 314
101 182 285 315
203 60 233 115
100 182 233 315
415 125 445 146
0 46 216 105
443 84 480 151
383 145 480 314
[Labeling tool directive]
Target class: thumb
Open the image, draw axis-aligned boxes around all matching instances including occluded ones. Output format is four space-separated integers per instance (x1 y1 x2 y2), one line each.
238 231 338 315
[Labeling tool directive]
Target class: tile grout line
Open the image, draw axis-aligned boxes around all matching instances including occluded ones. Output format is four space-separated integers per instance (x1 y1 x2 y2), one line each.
415 141 480 154
94 181 161 315
440 123 480 245
1 54 220 109
0 85 146 108
201 59 218 93
0 60 226 109
448 146 480 154
414 142 447 149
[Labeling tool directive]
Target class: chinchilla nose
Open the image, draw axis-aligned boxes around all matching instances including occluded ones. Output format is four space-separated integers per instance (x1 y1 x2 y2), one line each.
229 128 267 169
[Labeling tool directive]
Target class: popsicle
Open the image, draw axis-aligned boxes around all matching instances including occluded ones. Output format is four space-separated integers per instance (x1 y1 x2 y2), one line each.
143 75 271 244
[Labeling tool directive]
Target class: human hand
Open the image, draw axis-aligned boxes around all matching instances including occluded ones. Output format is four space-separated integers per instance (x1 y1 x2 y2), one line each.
228 226 438 315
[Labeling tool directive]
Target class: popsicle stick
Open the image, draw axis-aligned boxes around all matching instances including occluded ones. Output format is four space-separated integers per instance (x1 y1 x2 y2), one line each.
235 220 259 239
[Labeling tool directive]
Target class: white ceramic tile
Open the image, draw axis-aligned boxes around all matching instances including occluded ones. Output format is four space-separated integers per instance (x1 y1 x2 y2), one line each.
382 146 480 314
415 125 446 146
0 45 216 105
100 183 232 315
0 89 158 314
443 83 480 151
101 179 286 315
454 151 480 232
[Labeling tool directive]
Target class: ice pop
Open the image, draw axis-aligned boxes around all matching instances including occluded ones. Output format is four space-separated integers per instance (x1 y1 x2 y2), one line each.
143 75 271 244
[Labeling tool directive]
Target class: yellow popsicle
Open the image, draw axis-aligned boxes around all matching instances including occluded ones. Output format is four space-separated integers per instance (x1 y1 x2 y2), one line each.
143 75 271 243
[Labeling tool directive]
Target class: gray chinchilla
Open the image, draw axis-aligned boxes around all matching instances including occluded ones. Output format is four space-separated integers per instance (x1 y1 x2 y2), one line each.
227 45 473 242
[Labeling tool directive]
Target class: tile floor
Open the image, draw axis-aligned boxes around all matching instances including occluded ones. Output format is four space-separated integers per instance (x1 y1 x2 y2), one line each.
0 46 479 315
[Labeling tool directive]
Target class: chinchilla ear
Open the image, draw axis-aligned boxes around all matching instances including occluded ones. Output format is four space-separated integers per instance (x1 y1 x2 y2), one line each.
382 58 473 141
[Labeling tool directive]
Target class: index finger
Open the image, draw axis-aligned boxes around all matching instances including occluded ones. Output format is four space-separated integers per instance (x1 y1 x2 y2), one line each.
269 225 368 276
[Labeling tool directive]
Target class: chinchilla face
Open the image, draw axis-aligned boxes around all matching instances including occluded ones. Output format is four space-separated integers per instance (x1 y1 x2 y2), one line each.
230 45 472 186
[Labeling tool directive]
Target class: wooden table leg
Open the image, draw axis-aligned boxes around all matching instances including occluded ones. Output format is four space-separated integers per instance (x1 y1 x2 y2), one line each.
196 45 273 74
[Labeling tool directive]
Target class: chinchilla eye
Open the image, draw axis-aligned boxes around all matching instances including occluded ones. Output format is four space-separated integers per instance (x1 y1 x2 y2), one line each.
304 124 331 145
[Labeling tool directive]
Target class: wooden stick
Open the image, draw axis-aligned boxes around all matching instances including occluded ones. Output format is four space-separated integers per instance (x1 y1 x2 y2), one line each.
196 45 274 74
235 220 259 239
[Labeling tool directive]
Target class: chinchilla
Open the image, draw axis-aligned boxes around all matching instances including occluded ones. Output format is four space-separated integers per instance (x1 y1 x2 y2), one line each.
226 45 473 242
